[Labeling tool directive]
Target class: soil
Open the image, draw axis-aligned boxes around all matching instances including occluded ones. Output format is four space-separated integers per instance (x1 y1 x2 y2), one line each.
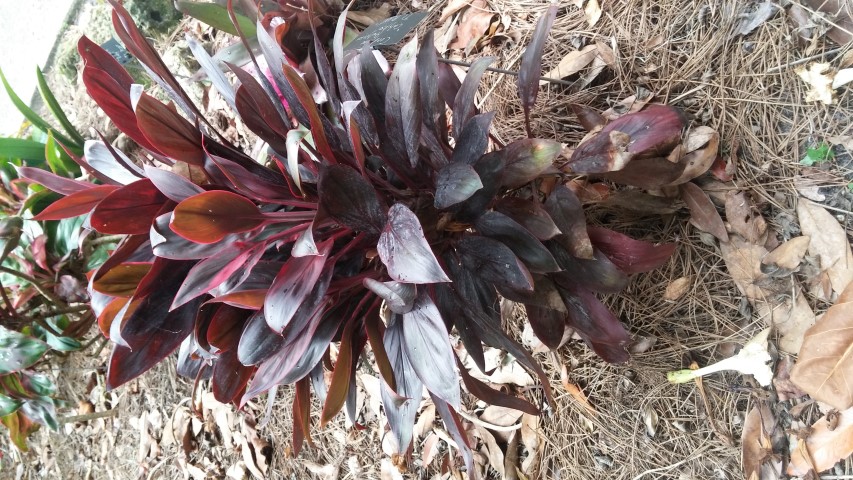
3 1 853 479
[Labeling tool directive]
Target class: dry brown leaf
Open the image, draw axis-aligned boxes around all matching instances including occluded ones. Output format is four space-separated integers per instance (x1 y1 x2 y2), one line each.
560 365 596 415
440 0 470 23
774 355 809 401
725 191 767 244
796 62 836 104
788 3 815 41
449 1 497 53
663 277 691 301
594 40 616 67
788 406 853 475
742 403 782 479
304 461 340 479
601 94 652 120
720 236 816 353
348 3 392 27
641 405 659 437
762 236 811 272
414 404 436 439
791 283 853 410
422 432 441 467
584 0 602 26
542 44 598 82
519 414 539 474
475 426 505 478
827 134 853 152
681 182 728 242
797 199 853 298
670 127 721 185
803 0 853 45
480 405 524 428
794 176 827 202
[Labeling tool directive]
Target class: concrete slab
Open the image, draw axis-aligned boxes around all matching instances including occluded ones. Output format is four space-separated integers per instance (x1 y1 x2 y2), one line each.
0 0 77 136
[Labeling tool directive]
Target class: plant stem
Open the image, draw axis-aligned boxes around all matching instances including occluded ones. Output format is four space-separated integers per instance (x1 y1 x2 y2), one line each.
59 409 116 424
0 265 68 310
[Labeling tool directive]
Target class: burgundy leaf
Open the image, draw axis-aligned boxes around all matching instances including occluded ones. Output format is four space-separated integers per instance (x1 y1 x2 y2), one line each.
318 164 386 234
32 185 118 221
549 244 629 294
378 204 450 284
106 297 201 390
205 154 293 204
475 211 560 273
434 162 483 209
380 317 423 454
233 84 289 153
452 150 506 222
430 394 475 475
320 316 360 426
136 93 205 165
567 105 686 174
151 212 245 260
264 239 333 333
456 236 534 294
212 348 254 403
571 103 607 131
587 226 676 274
599 156 686 189
495 197 561 241
16 166 91 195
452 56 494 139
172 242 265 310
558 283 631 363
144 165 204 202
437 60 462 108
281 63 336 163
680 182 728 242
517 5 557 136
401 292 460 408
449 111 494 165
456 355 538 414
207 305 250 353
544 185 593 258
357 45 389 136
92 262 152 297
171 191 264 244
90 179 167 235
525 303 566 350
417 30 447 143
502 138 561 188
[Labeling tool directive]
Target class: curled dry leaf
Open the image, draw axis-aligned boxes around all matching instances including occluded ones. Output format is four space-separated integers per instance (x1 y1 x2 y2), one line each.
735 1 779 36
541 45 598 83
761 236 810 273
347 3 392 26
803 0 853 45
797 200 853 299
520 413 540 474
681 182 728 242
669 126 720 185
474 425 505 478
791 282 853 410
641 405 659 437
663 277 691 302
724 191 767 244
788 406 853 476
742 403 782 480
560 364 596 415
448 0 499 54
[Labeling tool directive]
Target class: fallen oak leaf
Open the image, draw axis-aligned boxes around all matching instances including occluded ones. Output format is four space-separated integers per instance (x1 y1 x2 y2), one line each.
742 403 782 479
761 236 810 274
790 282 853 410
788 406 853 476
797 199 853 299
681 182 728 242
541 45 598 83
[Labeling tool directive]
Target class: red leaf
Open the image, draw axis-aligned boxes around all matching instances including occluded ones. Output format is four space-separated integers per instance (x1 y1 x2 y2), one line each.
90 179 167 234
212 349 255 404
32 185 118 221
321 316 358 426
172 242 266 310
206 305 250 353
171 191 264 244
282 63 335 163
92 262 153 297
587 226 676 274
136 93 205 165
16 166 92 195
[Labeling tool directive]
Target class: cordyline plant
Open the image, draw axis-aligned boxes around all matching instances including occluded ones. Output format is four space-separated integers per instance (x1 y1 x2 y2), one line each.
16 0 714 470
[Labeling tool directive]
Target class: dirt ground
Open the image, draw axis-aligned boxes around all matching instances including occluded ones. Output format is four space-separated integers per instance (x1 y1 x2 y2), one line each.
3 0 853 479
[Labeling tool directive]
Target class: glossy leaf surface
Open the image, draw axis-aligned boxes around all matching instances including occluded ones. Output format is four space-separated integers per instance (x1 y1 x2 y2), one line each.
378 204 450 283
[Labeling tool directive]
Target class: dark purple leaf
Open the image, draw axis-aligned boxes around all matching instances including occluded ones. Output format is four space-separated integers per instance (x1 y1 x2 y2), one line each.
171 191 264 244
449 111 495 165
206 305 250 353
456 236 534 294
144 165 204 202
571 103 606 131
544 185 593 258
255 19 309 126
212 348 254 403
176 336 211 380
416 30 446 143
378 204 450 283
452 56 494 139
205 154 293 204
475 211 560 273
281 62 336 163
318 164 386 234
599 156 686 189
151 212 245 260
135 93 205 165
517 5 557 136
106 297 202 390
385 37 421 167
549 244 629 294
402 292 460 408
495 197 561 240
558 283 631 363
237 310 285 366
84 139 143 185
525 303 566 350
437 60 462 108
90 179 167 235
434 162 483 209
452 150 506 222
363 279 415 314
430 394 475 475
502 138 562 188
357 45 389 134
380 317 423 454
264 239 333 333
587 226 676 274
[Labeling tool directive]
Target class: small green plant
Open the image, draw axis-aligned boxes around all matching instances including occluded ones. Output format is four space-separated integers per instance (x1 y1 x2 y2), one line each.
800 141 835 166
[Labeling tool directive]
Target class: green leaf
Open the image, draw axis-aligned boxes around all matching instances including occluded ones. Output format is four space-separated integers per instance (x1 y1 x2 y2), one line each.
0 137 46 163
800 142 834 166
0 66 80 152
36 67 85 147
175 0 256 38
0 326 48 374
0 393 22 417
21 397 59 431
22 372 56 397
45 132 80 178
